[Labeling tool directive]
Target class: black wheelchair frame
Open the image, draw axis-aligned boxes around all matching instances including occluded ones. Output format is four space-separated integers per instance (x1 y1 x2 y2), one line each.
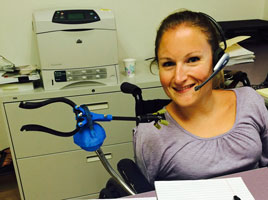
98 82 171 198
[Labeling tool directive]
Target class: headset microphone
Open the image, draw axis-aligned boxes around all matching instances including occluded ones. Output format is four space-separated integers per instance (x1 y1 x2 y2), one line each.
194 53 229 91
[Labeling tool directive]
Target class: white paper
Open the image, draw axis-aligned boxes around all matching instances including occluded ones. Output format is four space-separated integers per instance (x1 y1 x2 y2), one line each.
0 72 40 85
227 58 254 66
219 36 255 66
225 43 255 66
220 35 251 49
155 177 255 200
92 197 156 200
226 43 254 57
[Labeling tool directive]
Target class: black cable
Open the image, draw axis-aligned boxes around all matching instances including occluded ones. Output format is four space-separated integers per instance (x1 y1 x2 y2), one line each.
112 116 138 121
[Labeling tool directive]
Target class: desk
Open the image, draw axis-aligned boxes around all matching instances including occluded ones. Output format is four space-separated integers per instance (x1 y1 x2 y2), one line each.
127 167 268 200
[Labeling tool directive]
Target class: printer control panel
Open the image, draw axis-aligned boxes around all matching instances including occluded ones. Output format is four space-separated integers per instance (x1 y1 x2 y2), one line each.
52 10 100 24
54 68 107 82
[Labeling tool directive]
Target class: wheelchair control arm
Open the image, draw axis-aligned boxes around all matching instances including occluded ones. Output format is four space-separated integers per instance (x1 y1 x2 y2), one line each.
19 97 167 151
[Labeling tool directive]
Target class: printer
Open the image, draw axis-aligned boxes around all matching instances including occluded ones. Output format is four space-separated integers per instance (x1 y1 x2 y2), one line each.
33 8 119 90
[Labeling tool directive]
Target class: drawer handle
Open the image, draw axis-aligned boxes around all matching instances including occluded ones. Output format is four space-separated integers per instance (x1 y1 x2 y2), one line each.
85 102 109 111
86 153 112 163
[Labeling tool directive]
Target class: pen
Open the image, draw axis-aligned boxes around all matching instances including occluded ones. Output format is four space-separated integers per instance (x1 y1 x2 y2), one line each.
233 195 241 200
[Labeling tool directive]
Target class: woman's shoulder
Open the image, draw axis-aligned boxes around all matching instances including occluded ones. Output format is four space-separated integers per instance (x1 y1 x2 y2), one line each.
232 86 267 122
232 86 259 98
214 87 256 103
230 86 264 105
233 86 255 92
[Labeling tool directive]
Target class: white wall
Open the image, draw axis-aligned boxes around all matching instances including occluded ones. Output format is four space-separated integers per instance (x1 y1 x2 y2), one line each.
0 0 266 67
0 0 266 149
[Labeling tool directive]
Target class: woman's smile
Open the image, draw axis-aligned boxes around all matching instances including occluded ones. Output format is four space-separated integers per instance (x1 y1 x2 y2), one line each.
172 83 196 93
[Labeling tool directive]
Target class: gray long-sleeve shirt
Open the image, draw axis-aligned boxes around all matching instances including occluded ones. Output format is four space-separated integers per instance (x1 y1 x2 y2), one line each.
133 87 268 185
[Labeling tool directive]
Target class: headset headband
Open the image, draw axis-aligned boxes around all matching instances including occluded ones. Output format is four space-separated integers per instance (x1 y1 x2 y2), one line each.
199 12 227 51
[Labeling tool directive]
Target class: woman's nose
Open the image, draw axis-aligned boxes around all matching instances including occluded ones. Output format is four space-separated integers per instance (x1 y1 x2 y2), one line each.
174 64 187 84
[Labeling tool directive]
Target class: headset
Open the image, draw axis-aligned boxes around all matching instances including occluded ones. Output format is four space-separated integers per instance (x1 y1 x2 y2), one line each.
194 12 230 91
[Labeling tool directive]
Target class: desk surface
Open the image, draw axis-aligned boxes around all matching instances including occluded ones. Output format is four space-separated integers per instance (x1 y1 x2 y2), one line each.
127 167 268 200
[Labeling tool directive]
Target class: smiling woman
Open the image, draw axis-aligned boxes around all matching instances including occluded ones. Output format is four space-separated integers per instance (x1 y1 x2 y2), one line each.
133 9 268 185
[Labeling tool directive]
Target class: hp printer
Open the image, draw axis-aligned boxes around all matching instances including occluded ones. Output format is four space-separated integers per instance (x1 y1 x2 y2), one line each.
33 8 119 90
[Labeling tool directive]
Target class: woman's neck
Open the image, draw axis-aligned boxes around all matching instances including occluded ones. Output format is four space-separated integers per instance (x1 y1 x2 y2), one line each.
167 90 217 122
166 89 237 138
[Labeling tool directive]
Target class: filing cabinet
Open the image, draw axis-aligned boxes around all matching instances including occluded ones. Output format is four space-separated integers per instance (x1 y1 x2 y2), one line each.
0 84 167 200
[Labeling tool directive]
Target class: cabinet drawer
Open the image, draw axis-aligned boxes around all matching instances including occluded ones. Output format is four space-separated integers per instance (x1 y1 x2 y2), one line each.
5 91 136 158
17 142 134 200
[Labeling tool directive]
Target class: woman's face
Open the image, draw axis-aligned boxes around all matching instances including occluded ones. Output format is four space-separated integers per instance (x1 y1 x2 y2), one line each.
158 25 213 108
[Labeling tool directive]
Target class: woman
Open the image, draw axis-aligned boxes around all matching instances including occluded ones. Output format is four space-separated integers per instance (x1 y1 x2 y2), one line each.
133 10 268 185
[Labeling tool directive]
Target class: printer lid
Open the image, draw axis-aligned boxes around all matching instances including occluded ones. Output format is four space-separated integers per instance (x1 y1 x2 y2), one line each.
33 8 116 34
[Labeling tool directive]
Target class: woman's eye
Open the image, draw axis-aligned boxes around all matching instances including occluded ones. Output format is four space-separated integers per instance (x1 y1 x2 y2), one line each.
187 57 200 63
162 61 175 67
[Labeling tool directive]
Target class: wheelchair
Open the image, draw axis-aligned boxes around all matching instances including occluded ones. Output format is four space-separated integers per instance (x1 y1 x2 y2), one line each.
98 82 171 198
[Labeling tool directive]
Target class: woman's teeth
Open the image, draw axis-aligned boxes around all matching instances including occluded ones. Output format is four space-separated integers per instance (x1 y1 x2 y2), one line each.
176 84 195 91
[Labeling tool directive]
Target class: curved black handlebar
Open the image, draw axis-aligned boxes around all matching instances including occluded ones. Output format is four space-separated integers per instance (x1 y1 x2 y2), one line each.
19 97 77 109
20 124 80 137
20 97 80 137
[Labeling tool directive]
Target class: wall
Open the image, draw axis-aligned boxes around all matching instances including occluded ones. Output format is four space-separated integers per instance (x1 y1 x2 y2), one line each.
0 0 266 149
0 0 266 67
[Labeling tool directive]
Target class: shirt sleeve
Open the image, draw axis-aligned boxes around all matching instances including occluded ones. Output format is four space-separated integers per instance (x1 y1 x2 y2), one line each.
260 106 268 167
256 91 268 167
133 123 164 185
261 126 268 167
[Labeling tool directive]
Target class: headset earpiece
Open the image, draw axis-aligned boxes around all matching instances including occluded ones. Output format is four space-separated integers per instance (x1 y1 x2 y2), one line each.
199 12 227 71
213 47 225 69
